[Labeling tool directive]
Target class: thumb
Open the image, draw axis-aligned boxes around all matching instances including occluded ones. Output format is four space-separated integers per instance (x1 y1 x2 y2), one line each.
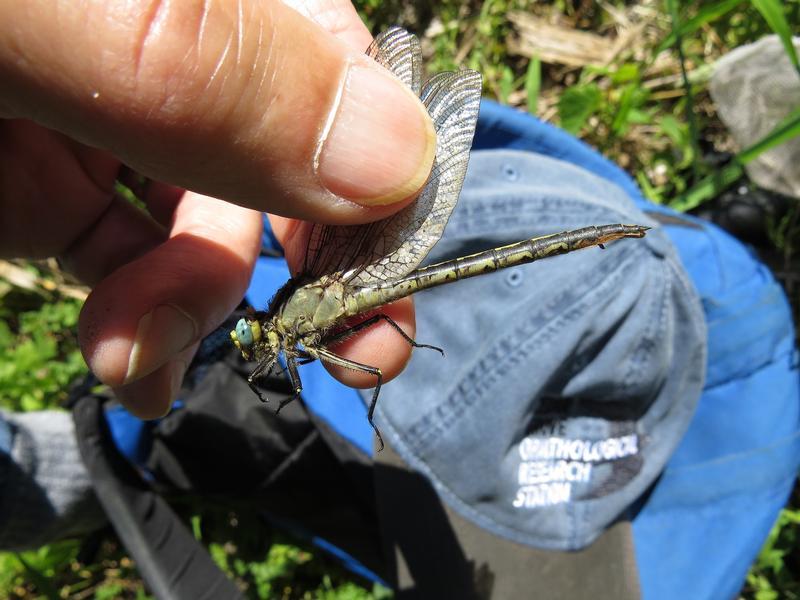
0 1 435 223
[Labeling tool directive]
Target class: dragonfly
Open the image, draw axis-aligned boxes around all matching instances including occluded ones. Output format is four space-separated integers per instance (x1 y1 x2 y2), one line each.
230 27 648 450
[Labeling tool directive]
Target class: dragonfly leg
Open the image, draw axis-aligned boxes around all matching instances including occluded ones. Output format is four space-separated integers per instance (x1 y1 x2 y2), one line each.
276 357 304 415
248 356 277 403
272 356 314 378
316 347 385 451
324 314 444 356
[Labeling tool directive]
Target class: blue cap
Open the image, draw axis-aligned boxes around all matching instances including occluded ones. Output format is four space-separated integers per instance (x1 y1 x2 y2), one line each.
367 149 707 551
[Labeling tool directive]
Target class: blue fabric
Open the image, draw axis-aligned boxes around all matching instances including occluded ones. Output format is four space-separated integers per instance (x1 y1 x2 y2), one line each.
105 406 151 466
473 101 648 207
632 227 799 599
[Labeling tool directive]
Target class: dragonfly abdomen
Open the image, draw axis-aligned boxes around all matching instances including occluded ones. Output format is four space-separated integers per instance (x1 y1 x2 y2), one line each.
347 224 648 314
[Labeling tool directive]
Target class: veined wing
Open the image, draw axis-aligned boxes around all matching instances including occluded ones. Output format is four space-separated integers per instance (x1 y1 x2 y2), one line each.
301 32 482 286
344 69 481 286
366 26 422 95
299 28 423 280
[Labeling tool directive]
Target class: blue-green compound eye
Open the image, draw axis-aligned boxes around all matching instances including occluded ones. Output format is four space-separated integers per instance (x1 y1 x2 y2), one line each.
235 318 254 346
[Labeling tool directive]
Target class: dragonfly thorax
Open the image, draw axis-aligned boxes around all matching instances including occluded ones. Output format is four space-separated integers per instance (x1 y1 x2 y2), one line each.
276 278 352 336
230 278 359 364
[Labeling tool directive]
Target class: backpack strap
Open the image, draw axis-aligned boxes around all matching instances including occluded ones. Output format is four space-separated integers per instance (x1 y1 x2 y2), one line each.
72 394 244 600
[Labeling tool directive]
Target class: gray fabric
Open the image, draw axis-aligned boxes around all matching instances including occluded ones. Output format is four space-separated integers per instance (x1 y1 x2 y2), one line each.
0 410 104 550
710 35 800 199
367 150 707 551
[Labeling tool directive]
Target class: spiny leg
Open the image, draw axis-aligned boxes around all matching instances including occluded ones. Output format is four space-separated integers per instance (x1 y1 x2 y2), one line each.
276 356 304 415
272 355 315 378
248 355 278 403
317 347 385 451
323 313 444 356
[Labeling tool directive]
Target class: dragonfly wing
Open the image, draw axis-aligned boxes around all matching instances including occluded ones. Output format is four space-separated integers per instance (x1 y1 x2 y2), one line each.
366 26 423 95
298 28 423 279
344 68 482 286
299 33 481 287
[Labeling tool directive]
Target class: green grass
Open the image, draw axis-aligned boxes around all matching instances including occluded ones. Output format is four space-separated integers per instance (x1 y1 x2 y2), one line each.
1 0 800 597
746 503 800 600
0 280 85 412
0 539 151 599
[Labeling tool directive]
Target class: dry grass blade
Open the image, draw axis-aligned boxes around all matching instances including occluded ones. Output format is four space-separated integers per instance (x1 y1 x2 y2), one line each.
507 12 616 67
0 260 89 301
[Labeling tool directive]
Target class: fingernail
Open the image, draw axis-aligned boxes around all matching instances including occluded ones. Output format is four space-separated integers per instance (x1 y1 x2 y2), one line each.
316 64 436 206
115 358 187 420
124 305 197 384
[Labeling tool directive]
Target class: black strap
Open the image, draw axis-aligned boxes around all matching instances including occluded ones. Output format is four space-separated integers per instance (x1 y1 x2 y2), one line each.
72 394 244 600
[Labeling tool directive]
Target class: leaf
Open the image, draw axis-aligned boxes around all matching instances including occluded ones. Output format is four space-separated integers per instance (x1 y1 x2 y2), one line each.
525 55 541 115
498 65 515 104
191 515 202 541
670 161 743 212
658 115 695 168
611 63 640 84
95 583 125 600
114 180 147 212
627 108 654 125
656 0 744 54
611 85 649 135
636 171 664 204
558 84 602 134
611 85 636 135
14 553 60 600
750 0 800 75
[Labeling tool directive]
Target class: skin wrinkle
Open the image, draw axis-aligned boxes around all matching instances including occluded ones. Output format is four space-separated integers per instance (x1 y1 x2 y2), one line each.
251 13 269 104
134 4 211 124
16 127 114 259
134 3 248 139
264 36 280 114
196 0 211 61
68 146 115 203
137 2 195 122
254 10 282 137
159 36 201 122
205 27 234 92
202 4 260 141
236 0 244 66
58 196 119 271
313 64 347 172
197 1 224 93
207 12 263 165
236 18 267 140
133 0 168 81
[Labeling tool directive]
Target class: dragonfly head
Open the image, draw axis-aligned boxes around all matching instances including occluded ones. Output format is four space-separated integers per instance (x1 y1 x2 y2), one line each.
230 317 262 361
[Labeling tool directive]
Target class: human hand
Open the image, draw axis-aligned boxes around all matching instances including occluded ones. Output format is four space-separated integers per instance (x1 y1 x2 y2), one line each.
0 0 435 417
